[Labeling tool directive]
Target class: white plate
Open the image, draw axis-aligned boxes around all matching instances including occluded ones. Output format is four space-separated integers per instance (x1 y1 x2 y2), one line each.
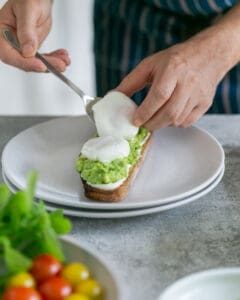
158 268 240 300
2 160 223 212
2 116 224 210
3 167 224 219
2 159 223 213
61 236 121 300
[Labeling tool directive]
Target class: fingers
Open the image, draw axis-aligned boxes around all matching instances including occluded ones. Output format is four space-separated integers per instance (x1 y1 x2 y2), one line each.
0 34 46 71
133 72 177 126
0 30 70 72
176 101 197 126
1 48 70 72
15 3 40 57
44 49 71 66
116 58 153 97
37 15 52 47
144 97 209 131
42 54 67 72
144 83 191 130
181 102 211 128
41 49 71 72
117 46 215 131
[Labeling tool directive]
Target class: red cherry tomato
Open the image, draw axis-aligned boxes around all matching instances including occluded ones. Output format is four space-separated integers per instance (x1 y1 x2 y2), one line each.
30 254 62 283
38 276 72 300
3 287 42 300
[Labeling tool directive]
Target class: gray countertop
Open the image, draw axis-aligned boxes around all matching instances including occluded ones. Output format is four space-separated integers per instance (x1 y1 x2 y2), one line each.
1 115 240 300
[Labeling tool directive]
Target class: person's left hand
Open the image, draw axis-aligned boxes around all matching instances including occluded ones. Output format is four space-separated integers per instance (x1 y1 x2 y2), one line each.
116 35 229 130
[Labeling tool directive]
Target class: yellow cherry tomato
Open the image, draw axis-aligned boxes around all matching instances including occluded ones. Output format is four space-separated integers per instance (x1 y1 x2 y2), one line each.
75 279 103 299
65 293 90 300
7 272 35 288
61 263 90 286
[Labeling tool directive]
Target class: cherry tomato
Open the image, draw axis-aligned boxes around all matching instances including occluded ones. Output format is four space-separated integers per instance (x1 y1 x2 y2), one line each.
75 279 103 300
61 263 90 286
8 272 35 288
64 294 90 300
3 287 42 300
30 254 62 283
38 276 71 300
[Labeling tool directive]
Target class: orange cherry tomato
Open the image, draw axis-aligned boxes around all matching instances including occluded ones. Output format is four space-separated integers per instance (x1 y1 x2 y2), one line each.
38 276 72 300
3 287 42 300
30 254 62 283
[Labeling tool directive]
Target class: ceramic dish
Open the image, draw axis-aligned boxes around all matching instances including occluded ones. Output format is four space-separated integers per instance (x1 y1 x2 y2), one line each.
158 268 240 300
60 236 122 300
2 117 224 210
3 166 224 219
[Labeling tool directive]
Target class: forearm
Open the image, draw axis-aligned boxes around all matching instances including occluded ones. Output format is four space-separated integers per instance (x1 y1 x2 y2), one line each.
181 4 240 82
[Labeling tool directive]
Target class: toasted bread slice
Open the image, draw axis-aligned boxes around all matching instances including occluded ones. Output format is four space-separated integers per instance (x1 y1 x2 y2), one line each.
81 135 152 202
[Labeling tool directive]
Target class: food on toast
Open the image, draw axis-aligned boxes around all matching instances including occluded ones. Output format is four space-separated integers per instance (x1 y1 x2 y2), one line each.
76 91 151 202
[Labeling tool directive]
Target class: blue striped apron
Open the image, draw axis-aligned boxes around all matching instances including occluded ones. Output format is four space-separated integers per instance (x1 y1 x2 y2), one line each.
94 0 239 113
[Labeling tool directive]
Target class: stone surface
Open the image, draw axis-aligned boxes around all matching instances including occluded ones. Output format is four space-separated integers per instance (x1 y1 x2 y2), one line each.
1 116 240 300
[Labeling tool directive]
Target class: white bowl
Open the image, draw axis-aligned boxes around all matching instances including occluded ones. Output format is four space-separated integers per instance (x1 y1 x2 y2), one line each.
61 236 122 300
159 268 240 300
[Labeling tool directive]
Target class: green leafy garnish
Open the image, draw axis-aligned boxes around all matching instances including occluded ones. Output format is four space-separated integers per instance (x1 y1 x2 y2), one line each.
0 171 72 290
50 210 72 234
0 237 31 273
0 185 10 221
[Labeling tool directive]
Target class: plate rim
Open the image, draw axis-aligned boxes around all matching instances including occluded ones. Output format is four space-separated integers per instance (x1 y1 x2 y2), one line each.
35 166 225 218
2 166 224 218
158 267 240 300
60 236 123 300
3 165 224 212
1 117 225 210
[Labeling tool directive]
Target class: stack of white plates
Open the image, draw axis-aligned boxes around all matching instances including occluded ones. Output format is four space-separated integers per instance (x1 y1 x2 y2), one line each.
1 116 225 219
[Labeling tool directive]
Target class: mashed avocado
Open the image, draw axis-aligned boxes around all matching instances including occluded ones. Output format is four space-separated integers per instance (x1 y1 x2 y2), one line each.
76 127 149 184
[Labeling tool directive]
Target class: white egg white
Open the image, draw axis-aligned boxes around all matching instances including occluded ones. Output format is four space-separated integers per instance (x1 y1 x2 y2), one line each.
81 135 130 163
93 91 139 139
88 178 126 190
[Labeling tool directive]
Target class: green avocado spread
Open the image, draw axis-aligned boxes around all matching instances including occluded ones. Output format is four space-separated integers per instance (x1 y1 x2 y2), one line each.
76 127 149 185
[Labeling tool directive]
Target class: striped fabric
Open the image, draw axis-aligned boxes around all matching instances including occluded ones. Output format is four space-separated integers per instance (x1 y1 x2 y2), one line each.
94 0 240 113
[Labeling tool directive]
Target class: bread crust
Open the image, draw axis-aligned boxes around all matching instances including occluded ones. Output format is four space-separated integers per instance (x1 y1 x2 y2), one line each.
81 135 152 202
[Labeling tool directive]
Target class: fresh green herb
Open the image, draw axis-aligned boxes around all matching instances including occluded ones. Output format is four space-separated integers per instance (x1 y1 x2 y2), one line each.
0 237 31 273
0 185 10 221
0 171 72 289
50 210 72 234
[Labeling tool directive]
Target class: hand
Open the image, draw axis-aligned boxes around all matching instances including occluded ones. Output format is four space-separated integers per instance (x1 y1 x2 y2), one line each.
0 0 70 72
117 34 229 130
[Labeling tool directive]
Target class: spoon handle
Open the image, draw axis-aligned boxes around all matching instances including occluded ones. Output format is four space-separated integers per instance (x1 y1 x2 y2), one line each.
2 28 86 100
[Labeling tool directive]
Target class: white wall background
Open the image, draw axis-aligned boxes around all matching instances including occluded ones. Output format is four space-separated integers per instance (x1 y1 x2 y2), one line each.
0 0 94 115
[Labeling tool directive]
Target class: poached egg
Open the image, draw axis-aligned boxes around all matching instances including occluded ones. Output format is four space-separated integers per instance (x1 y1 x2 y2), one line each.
93 91 139 140
81 135 130 163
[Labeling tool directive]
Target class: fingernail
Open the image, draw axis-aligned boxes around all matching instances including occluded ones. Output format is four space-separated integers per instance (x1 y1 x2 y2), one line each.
22 43 35 57
35 64 46 72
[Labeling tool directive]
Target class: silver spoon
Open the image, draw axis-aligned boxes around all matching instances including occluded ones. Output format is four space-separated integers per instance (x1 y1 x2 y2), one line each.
2 28 100 122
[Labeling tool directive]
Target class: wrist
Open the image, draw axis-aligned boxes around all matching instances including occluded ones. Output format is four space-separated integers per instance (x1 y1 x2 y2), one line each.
187 3 240 82
185 25 237 83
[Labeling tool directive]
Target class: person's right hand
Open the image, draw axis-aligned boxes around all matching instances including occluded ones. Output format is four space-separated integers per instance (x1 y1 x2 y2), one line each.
0 0 70 72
